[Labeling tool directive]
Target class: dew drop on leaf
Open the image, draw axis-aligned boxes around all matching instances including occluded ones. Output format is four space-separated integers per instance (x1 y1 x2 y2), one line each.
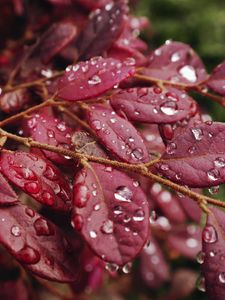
101 220 114 234
191 128 203 141
179 65 197 83
114 186 133 202
203 225 218 243
105 262 119 273
196 275 206 292
122 262 132 274
11 225 21 237
17 246 41 264
196 251 205 264
133 209 145 222
218 272 225 283
24 182 40 194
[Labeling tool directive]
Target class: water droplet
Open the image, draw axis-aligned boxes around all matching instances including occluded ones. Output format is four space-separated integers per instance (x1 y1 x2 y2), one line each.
27 117 37 129
128 137 135 143
89 230 97 239
154 49 162 56
105 262 119 273
209 250 216 257
91 120 102 131
71 214 83 231
17 246 40 264
179 65 197 83
160 101 178 116
114 186 132 202
214 157 225 168
24 182 40 194
14 167 37 180
122 262 132 274
149 210 157 223
203 225 218 243
196 275 206 292
43 165 58 180
110 117 116 123
160 164 169 171
171 52 180 62
101 220 114 234
133 209 145 221
47 129 55 138
11 225 21 237
196 251 205 264
34 217 54 236
209 185 220 195
191 128 203 141
56 122 66 132
218 272 225 283
131 148 144 160
88 75 101 85
133 181 139 187
166 142 177 154
207 169 220 181
124 57 136 66
114 205 123 215
188 146 196 154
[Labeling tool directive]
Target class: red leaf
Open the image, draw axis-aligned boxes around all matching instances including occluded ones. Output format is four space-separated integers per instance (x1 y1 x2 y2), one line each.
75 1 127 60
207 61 225 96
0 203 79 282
71 163 150 265
0 151 71 212
31 22 77 64
0 174 18 206
57 57 135 101
140 236 170 288
87 105 149 164
202 207 225 300
177 190 202 223
110 87 197 124
23 111 73 165
139 124 165 155
140 41 208 86
168 225 202 259
156 122 225 187
0 89 30 114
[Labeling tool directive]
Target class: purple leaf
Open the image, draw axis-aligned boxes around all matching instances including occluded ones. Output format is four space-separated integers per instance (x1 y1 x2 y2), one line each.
71 163 150 265
31 22 77 64
23 111 73 165
156 122 225 187
140 236 170 288
0 151 71 212
140 41 208 86
0 174 18 206
202 207 225 300
110 87 197 124
139 124 165 155
207 61 225 96
177 190 202 223
75 1 127 60
0 203 79 282
57 57 135 101
87 105 149 164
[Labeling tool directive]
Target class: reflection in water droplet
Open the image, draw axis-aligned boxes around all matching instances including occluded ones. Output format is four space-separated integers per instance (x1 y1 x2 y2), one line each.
179 65 197 83
214 157 225 168
219 272 225 283
105 263 119 273
89 230 97 239
24 182 40 194
131 148 144 160
196 275 206 292
122 262 132 274
166 142 177 154
160 102 178 116
196 251 205 264
11 225 21 237
114 186 133 202
203 225 218 243
101 220 114 234
191 128 203 141
207 169 220 181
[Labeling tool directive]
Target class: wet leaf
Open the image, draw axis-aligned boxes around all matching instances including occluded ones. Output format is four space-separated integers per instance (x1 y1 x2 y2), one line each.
71 163 150 265
0 89 30 114
87 105 149 164
0 151 71 211
0 174 18 206
207 61 225 96
57 56 135 101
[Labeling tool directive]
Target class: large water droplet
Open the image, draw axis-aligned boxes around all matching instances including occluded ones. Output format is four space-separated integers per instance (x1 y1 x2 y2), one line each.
114 186 133 202
191 128 203 141
113 205 123 215
122 262 132 274
131 148 144 160
88 75 101 85
34 217 54 236
214 157 225 168
133 209 145 222
17 246 40 264
207 169 220 181
203 225 218 243
11 225 21 237
101 220 114 234
179 65 197 83
24 182 40 194
160 101 178 116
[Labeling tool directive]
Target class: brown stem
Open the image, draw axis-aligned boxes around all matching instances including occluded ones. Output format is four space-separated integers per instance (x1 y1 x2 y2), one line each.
1 128 225 211
194 86 225 108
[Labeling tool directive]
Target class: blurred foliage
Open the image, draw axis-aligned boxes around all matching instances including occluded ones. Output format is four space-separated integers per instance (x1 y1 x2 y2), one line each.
136 0 225 72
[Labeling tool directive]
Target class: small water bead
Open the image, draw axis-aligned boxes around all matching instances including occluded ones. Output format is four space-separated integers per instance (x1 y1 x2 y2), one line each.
27 117 37 129
209 250 216 257
170 52 181 62
25 182 40 194
191 128 203 141
124 57 136 66
160 101 178 116
203 225 218 243
105 166 112 172
133 209 145 222
188 146 196 154
105 263 119 273
110 117 116 123
92 190 97 196
133 180 139 187
128 137 135 143
91 120 102 131
44 165 58 180
88 75 101 85
166 142 177 154
218 272 225 283
17 246 41 264
47 129 55 138
209 185 220 195
71 214 83 231
160 164 169 171
196 276 206 292
122 262 132 274
101 220 114 234
113 205 123 215
114 186 133 202
89 230 97 239
207 169 220 181
56 122 66 132
131 148 144 160
214 157 225 168
179 65 197 83
11 225 21 237
34 217 54 236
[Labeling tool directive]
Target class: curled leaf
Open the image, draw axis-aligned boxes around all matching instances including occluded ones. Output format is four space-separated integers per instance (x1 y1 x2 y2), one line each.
0 151 71 211
0 203 79 282
71 163 150 265
110 87 197 124
57 56 135 101
156 122 225 187
87 105 149 164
